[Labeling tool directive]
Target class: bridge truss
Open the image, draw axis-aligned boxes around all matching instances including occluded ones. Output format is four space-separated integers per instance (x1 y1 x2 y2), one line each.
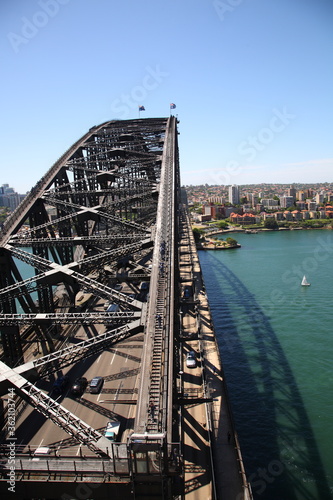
0 117 182 496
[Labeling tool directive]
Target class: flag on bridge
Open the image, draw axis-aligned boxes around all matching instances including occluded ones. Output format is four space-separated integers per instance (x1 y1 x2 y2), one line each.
170 103 176 109
138 105 145 111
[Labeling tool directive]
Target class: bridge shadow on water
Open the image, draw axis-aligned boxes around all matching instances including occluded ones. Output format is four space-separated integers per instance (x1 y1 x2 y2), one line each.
201 253 332 500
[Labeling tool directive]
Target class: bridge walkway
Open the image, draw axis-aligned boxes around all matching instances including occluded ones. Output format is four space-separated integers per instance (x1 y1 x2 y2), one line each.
179 199 253 500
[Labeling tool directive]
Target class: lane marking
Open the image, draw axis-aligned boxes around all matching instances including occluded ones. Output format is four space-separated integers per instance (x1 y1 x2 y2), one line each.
110 352 116 365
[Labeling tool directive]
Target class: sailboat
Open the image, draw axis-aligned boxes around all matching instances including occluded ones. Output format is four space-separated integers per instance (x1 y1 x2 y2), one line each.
301 275 310 286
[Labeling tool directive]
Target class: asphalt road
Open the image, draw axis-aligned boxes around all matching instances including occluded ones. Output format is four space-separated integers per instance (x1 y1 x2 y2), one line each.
14 323 144 456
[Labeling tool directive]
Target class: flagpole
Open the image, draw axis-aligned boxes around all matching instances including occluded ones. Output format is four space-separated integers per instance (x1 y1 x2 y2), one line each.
138 105 145 118
170 103 176 116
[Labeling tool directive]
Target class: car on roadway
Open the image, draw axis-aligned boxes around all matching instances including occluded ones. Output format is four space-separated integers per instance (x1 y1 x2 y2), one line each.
53 375 69 394
104 302 120 312
89 376 104 394
113 284 123 291
104 421 121 442
71 377 88 396
182 331 197 340
186 351 197 368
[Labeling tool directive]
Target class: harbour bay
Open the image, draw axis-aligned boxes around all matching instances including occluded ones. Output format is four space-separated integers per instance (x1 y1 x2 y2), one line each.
199 229 333 500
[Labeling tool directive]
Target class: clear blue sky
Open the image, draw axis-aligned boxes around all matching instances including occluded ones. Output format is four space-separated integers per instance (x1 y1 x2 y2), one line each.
1 0 332 192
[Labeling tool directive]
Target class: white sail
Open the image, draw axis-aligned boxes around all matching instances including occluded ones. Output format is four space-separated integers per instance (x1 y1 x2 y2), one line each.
301 275 310 286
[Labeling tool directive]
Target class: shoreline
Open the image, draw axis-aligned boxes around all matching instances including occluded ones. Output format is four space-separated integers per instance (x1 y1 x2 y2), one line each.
193 226 333 237
197 243 241 250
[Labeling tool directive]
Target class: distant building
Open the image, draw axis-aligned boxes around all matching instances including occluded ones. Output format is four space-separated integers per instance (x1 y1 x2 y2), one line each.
287 186 296 200
283 211 293 221
224 206 239 217
318 208 326 218
280 196 294 208
307 201 316 211
202 203 224 219
0 184 25 211
315 193 324 204
262 198 279 207
228 185 239 205
208 196 225 204
247 193 258 208
291 210 302 221
229 212 258 225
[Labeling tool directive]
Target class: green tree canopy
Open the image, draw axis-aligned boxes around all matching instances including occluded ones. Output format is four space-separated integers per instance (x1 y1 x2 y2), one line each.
192 227 205 242
226 237 238 246
264 218 279 229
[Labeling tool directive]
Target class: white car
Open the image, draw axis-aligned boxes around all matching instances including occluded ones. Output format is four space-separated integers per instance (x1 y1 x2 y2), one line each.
186 351 197 368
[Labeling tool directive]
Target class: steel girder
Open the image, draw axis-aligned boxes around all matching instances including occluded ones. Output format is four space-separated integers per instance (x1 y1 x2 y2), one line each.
1 318 143 380
0 118 171 455
0 311 141 327
0 361 112 456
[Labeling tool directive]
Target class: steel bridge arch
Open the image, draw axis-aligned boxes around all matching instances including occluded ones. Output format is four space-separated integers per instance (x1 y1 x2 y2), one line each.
0 117 180 462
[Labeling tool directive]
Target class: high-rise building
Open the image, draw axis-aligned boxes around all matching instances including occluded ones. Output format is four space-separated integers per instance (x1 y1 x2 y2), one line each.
228 184 239 205
287 186 296 200
280 196 295 208
245 193 258 208
0 184 25 211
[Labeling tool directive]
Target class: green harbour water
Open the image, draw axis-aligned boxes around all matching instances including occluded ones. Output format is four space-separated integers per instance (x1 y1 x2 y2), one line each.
198 229 333 500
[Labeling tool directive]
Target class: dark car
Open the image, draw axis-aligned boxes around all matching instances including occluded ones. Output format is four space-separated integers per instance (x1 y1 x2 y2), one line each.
53 375 69 394
71 377 88 396
89 376 103 394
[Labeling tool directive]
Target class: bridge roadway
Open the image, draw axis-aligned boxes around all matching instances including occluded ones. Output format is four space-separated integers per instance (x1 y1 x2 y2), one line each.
0 117 252 499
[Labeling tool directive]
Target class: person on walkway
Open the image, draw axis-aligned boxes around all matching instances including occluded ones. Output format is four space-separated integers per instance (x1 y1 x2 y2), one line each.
150 402 156 421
